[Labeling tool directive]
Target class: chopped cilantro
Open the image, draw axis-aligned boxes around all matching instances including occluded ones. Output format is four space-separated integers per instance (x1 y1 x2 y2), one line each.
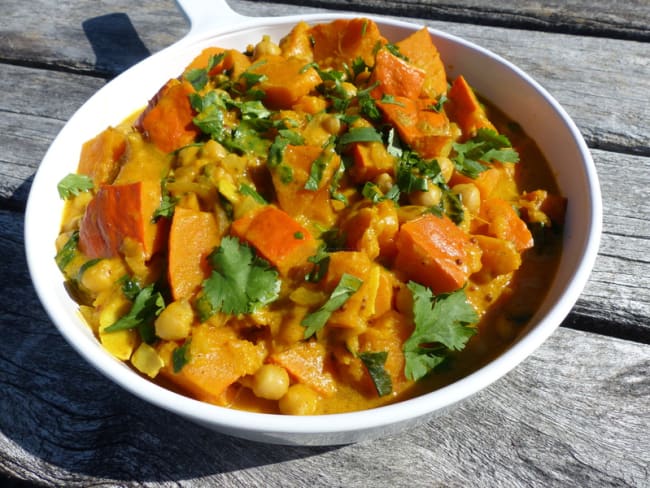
118 275 142 301
362 182 400 204
103 284 165 343
195 236 280 320
57 174 94 200
77 258 102 281
358 351 393 397
172 339 192 373
338 126 383 146
304 137 336 191
302 273 363 338
55 231 79 271
384 43 408 61
452 128 519 179
239 183 267 204
428 94 448 113
184 52 225 91
403 282 478 381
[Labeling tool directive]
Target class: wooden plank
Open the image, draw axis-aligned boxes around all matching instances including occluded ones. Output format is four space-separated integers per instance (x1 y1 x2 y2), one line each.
281 0 650 41
0 212 647 486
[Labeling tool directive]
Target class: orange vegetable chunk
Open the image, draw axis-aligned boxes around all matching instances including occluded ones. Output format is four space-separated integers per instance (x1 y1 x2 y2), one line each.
161 325 265 405
249 55 321 109
309 18 386 69
395 27 448 98
269 342 337 397
271 144 340 225
370 47 426 99
168 207 222 300
230 206 318 276
140 79 199 153
378 96 452 158
447 75 495 138
394 213 474 294
76 127 126 186
480 198 534 252
78 180 165 260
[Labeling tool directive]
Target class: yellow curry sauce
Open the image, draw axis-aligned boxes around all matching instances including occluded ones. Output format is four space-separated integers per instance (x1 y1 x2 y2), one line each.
55 19 566 415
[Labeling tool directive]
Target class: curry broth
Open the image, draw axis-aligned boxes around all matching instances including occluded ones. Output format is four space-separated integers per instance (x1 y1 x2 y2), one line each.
55 19 565 415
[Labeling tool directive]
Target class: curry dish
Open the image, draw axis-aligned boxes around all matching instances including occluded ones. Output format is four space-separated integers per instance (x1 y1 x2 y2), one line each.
55 18 566 414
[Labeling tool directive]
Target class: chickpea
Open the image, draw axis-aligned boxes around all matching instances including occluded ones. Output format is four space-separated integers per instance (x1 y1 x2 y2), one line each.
154 300 193 341
452 183 481 214
437 156 455 183
279 384 319 415
253 35 281 59
252 364 290 400
374 173 394 194
320 115 341 135
80 259 124 294
409 184 442 208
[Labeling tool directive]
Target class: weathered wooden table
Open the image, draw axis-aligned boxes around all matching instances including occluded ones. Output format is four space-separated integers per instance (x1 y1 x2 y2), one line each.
2 0 649 486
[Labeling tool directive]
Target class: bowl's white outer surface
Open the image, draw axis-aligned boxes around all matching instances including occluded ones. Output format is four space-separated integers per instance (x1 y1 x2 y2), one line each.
24 0 602 445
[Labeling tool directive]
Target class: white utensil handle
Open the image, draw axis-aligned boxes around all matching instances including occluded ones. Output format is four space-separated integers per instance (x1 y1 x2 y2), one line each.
175 0 248 38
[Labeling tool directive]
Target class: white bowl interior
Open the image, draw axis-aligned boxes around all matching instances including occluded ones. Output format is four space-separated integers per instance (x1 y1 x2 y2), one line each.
25 13 601 445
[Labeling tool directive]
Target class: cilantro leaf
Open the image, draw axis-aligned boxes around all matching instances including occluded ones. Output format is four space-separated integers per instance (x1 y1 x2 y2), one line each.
302 273 363 338
172 339 192 373
403 282 478 381
57 174 94 199
239 183 267 204
196 236 280 319
103 284 165 343
338 126 383 146
452 128 519 178
359 351 393 397
55 231 79 271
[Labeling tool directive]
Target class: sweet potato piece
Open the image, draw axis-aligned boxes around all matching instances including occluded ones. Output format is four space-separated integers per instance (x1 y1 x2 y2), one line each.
140 79 199 153
359 310 413 393
160 325 265 405
370 47 426 99
350 140 396 183
309 18 386 70
378 96 452 158
342 200 399 261
269 341 336 397
279 21 314 61
271 144 340 225
79 180 165 260
396 27 448 98
77 127 126 186
447 75 495 138
184 46 226 74
474 234 522 276
449 167 503 200
480 198 534 252
230 205 318 276
249 55 321 109
323 252 386 330
168 207 222 300
394 213 475 294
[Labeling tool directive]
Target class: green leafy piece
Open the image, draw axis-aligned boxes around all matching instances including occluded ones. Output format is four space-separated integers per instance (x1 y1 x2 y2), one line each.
452 128 519 178
184 52 225 91
55 231 79 271
338 126 383 146
57 174 94 200
239 183 267 204
379 94 405 106
118 275 142 301
172 339 192 373
428 94 448 113
362 182 399 204
306 244 330 283
302 273 363 338
76 258 102 281
357 83 382 121
358 351 393 397
403 282 478 381
304 137 336 191
384 43 408 61
103 284 165 340
196 236 280 320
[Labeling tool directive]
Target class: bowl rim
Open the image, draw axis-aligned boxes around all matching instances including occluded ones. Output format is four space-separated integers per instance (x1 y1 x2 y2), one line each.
24 11 602 442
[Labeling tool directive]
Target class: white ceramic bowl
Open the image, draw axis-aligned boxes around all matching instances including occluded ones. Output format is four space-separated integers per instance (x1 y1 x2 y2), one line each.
24 0 602 445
